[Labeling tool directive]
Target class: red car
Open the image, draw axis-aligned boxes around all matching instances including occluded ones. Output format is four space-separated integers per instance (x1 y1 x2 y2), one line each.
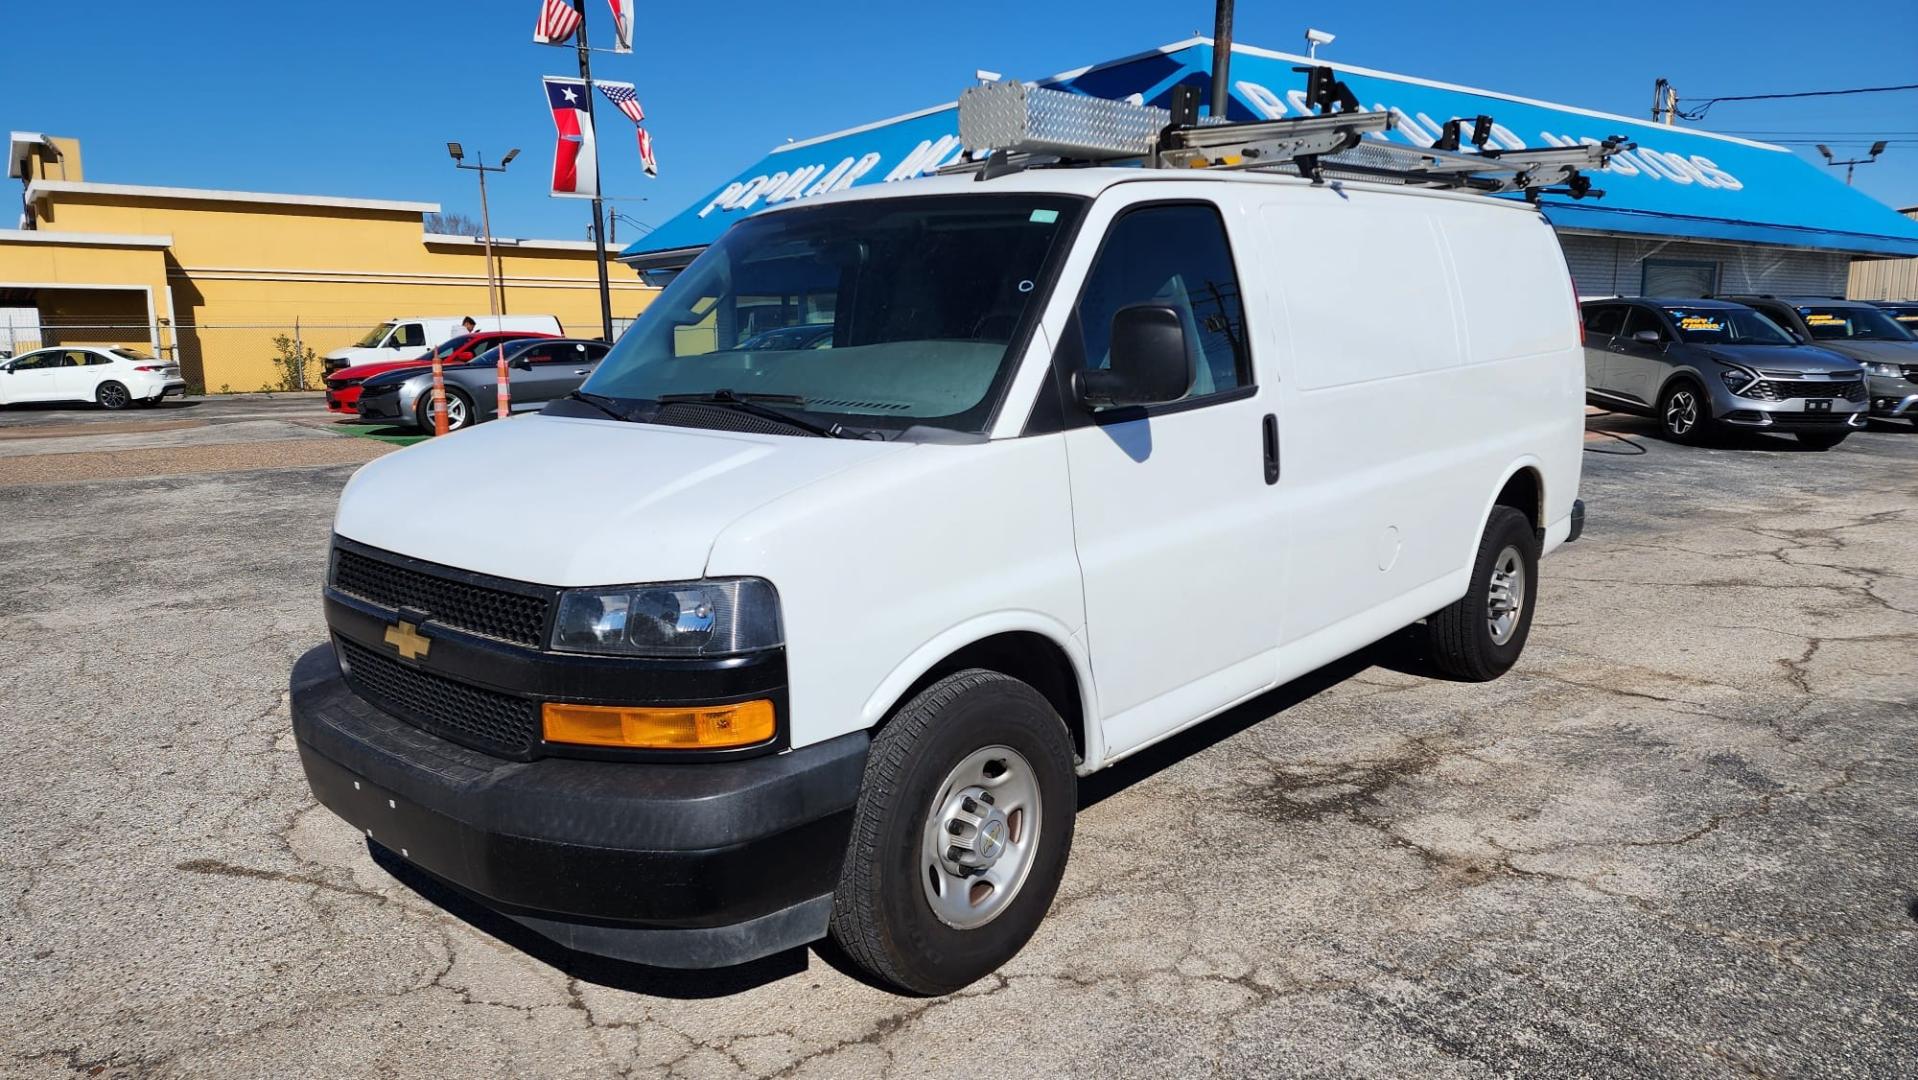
324 331 558 413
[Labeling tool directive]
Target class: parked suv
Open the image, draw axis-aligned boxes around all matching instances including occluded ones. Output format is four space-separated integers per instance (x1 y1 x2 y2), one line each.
1729 296 1918 425
1582 298 1866 448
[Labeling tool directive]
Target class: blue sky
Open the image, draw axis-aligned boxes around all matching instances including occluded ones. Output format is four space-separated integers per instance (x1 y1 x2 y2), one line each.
9 1 1915 242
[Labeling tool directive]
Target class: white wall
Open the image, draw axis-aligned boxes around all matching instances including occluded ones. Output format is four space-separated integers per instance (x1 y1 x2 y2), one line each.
1558 233 1849 299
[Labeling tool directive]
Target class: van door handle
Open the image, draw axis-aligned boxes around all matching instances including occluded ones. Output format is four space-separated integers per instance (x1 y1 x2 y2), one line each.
1261 413 1280 485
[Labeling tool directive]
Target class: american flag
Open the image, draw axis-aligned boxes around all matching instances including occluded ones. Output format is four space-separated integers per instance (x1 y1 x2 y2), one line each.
637 128 658 177
532 0 581 45
597 81 645 125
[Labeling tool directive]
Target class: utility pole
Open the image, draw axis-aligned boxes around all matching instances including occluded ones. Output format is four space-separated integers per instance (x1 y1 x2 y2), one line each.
1651 79 1678 126
448 143 520 317
1209 0 1234 120
572 0 615 342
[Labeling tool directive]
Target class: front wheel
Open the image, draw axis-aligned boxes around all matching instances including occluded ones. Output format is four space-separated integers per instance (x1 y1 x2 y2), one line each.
829 669 1077 995
1658 381 1713 445
1426 506 1539 682
415 388 473 433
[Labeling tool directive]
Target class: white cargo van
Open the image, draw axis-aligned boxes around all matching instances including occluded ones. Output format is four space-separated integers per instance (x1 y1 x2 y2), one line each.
321 314 564 372
292 82 1598 994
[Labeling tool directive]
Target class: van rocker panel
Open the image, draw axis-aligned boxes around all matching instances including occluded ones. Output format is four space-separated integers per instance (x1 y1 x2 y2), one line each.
289 645 868 966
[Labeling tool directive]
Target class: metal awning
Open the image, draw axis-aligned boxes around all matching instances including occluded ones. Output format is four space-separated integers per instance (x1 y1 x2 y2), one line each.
623 38 1918 264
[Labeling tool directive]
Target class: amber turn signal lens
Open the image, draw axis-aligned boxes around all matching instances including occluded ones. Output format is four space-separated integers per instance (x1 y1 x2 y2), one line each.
541 699 776 750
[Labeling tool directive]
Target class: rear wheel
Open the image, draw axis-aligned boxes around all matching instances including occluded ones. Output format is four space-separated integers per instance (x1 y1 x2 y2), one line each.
95 381 131 410
1657 380 1712 445
829 669 1076 995
1796 431 1848 450
1426 506 1539 682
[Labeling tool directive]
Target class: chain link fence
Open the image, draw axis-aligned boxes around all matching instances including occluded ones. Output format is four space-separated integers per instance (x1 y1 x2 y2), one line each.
4 319 639 395
0 322 420 394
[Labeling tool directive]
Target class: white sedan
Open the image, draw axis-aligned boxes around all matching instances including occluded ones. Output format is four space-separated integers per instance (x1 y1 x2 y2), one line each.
0 346 186 410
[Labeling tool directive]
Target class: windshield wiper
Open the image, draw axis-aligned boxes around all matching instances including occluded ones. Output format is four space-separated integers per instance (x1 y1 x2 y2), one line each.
655 389 873 439
563 390 635 422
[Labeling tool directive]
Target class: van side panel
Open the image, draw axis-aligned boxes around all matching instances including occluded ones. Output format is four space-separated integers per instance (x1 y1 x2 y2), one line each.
1256 186 1582 651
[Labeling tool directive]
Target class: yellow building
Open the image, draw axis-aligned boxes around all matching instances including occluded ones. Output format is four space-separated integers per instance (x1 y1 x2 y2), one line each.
4 133 655 392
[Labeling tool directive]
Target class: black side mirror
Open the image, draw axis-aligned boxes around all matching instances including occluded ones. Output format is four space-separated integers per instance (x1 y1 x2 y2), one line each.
1632 329 1663 346
510 354 534 371
1076 304 1193 409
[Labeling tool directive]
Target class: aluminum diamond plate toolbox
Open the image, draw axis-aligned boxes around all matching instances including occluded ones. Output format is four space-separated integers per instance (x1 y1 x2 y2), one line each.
958 81 1172 159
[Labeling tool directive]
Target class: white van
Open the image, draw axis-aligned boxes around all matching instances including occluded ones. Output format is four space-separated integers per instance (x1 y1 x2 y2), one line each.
292 108 1591 993
320 314 564 372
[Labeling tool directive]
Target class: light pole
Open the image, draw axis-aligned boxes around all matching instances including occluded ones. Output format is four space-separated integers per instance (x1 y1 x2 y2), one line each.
447 143 519 315
1816 141 1887 186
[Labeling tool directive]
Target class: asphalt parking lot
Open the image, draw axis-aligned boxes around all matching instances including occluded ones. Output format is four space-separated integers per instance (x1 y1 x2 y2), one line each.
2 397 1914 1079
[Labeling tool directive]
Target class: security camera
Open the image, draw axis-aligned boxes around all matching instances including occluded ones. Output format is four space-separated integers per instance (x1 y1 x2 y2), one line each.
1305 28 1336 46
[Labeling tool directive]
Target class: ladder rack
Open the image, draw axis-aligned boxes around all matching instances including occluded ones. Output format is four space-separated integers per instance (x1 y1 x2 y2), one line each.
948 74 1632 202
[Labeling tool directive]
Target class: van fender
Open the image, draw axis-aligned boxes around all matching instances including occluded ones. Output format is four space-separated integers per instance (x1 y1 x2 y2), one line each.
1471 455 1547 554
858 611 1104 771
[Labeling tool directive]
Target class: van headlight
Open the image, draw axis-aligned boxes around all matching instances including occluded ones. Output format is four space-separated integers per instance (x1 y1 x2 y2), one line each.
551 577 782 656
1860 361 1902 377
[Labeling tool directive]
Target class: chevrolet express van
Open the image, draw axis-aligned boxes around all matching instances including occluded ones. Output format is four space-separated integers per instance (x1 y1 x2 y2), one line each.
292 166 1586 994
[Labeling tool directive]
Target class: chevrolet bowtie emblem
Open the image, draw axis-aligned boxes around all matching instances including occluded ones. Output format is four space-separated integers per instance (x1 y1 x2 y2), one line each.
384 620 431 661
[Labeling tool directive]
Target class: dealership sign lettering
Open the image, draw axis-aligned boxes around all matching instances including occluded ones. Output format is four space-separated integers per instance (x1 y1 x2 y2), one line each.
698 79 1746 222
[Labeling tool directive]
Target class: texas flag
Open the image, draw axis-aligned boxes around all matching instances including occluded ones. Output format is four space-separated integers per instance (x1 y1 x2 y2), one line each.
542 77 598 199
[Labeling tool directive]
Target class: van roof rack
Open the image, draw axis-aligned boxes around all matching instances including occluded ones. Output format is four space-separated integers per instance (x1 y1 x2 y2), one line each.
947 70 1632 202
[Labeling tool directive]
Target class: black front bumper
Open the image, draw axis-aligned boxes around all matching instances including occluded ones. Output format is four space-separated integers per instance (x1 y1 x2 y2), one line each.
355 390 404 422
290 644 868 968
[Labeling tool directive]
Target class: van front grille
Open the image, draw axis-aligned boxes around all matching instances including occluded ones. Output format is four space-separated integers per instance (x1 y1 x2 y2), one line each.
331 546 549 647
336 637 537 756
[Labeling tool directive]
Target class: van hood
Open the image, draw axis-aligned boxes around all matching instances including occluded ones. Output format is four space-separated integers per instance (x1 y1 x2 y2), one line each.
1792 339 1918 364
324 346 391 362
1698 343 1865 375
333 414 910 586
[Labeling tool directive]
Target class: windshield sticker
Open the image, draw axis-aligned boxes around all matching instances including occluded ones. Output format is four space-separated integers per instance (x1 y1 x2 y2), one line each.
1677 316 1723 332
1803 312 1845 325
1029 208 1059 224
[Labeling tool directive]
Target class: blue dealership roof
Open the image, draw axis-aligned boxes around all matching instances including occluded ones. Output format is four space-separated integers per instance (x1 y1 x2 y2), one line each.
624 38 1918 263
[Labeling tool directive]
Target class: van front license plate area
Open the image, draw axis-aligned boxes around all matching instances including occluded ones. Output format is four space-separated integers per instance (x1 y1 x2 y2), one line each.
302 756 457 870
1806 399 1832 413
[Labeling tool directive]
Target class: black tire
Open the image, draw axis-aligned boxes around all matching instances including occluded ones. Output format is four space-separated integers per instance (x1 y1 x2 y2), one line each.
1796 431 1848 450
829 669 1077 995
1426 506 1539 682
415 387 474 433
95 381 132 410
1657 379 1713 445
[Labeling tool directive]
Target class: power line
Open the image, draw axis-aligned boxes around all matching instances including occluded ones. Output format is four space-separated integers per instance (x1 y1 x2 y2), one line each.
1676 82 1918 121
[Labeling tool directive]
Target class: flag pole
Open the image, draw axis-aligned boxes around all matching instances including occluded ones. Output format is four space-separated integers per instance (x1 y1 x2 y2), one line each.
572 0 615 342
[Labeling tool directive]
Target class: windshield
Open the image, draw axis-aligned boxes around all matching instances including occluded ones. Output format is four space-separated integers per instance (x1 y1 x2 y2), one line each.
1663 307 1793 345
353 322 397 348
429 334 477 359
1879 304 1918 329
584 194 1086 435
1798 305 1914 342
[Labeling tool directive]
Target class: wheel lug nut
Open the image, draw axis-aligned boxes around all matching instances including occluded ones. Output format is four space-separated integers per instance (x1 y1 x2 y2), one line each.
978 791 995 805
962 797 976 813
947 820 963 835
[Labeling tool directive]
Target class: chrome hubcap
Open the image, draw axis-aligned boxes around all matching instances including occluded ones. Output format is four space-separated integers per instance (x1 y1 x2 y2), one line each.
444 396 467 429
921 745 1041 930
1665 391 1697 435
1487 545 1526 646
